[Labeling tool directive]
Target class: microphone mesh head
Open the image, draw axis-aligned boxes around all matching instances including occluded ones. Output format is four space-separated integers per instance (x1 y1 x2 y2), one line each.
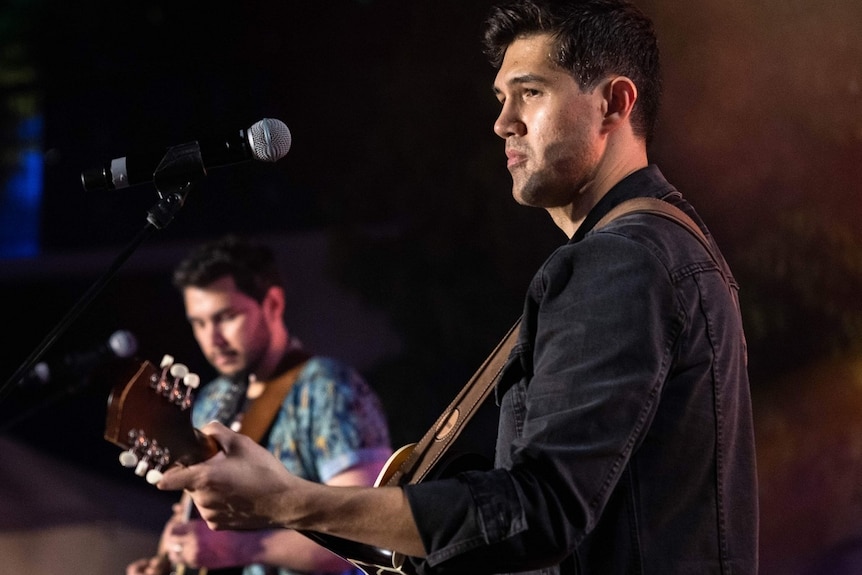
249 118 292 162
109 330 139 358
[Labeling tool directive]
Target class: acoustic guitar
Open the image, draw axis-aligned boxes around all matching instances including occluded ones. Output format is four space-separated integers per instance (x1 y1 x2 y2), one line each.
105 324 516 575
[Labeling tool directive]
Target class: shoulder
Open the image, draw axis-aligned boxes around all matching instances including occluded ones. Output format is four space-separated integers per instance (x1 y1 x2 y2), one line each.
530 219 681 310
196 375 235 400
299 356 362 384
191 376 237 424
544 222 672 280
286 357 388 424
593 205 723 281
293 356 378 399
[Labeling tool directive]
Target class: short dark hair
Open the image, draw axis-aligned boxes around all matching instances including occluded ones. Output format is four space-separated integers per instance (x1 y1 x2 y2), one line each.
171 235 282 303
483 0 662 144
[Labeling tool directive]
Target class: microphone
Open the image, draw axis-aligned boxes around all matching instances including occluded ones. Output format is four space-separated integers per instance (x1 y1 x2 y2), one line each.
19 329 139 387
80 118 292 191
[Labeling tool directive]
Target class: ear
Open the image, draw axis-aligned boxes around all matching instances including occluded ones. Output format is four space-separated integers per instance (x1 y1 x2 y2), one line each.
601 76 638 132
262 285 286 323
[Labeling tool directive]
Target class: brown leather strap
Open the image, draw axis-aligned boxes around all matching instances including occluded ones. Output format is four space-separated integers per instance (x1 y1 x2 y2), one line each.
596 196 738 302
594 196 710 252
384 318 521 486
237 354 309 443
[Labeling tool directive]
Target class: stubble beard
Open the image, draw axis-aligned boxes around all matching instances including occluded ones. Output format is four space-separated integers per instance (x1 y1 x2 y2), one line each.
511 168 564 209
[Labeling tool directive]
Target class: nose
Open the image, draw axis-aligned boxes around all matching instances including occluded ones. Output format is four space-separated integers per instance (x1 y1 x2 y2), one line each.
210 323 227 346
197 321 225 348
493 101 525 140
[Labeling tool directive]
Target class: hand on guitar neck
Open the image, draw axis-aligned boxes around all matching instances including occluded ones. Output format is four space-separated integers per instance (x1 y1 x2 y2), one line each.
106 345 503 575
107 354 427 575
112 355 241 575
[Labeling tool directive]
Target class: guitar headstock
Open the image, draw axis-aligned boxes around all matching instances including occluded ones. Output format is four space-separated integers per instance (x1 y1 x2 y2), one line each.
104 354 218 484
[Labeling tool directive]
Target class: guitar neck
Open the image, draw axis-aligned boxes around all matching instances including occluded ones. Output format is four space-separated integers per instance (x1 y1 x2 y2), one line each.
172 493 206 575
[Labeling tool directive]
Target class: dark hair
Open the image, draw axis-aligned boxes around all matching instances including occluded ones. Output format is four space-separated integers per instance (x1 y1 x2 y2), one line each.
483 0 662 144
171 235 282 303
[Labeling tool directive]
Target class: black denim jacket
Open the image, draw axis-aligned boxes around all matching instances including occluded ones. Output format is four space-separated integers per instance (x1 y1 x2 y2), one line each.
404 166 758 575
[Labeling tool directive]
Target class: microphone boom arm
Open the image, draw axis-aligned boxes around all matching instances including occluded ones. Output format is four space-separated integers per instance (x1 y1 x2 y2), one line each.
1 178 195 406
153 142 206 196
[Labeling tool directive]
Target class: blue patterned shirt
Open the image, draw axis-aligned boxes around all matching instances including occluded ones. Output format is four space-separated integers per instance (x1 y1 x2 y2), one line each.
192 355 392 575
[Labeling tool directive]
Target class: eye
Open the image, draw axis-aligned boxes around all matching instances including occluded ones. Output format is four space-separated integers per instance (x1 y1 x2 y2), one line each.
217 310 239 323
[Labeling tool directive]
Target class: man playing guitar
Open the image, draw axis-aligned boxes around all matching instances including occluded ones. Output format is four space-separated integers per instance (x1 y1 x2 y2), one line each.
125 235 392 575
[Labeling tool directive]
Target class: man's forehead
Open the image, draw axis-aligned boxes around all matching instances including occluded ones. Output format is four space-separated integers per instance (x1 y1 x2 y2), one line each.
499 35 562 70
495 39 571 88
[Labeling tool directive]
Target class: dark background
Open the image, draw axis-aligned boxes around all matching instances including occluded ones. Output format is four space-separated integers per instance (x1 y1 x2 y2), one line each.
1 1 862 573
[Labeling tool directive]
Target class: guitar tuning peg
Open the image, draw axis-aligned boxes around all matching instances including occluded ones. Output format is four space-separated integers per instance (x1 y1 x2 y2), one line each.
144 448 172 484
122 429 147 467
145 469 164 485
184 372 200 389
119 450 139 468
170 363 189 379
155 355 176 393
157 362 189 398
135 459 150 477
134 439 169 477
166 363 190 404
179 372 200 410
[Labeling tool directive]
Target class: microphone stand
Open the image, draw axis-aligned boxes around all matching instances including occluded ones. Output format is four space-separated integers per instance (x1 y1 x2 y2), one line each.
0 142 208 410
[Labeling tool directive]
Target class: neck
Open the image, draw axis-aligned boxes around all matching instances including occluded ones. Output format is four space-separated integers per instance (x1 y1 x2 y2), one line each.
247 334 306 400
550 148 648 238
249 326 291 385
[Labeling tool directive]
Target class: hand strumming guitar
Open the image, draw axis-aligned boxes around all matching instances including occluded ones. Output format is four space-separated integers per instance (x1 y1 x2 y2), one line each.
157 421 427 560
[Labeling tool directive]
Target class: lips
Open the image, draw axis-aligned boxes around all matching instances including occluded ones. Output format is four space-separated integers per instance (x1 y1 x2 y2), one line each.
505 148 527 168
212 351 239 367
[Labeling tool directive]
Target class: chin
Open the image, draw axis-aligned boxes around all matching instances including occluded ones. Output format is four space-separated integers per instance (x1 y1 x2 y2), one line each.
214 362 244 378
513 187 543 208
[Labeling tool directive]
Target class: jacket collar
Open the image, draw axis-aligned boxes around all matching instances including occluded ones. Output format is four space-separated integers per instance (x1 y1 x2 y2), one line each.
571 164 675 243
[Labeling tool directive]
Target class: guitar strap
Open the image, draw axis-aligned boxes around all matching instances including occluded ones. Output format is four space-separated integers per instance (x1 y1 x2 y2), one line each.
596 195 739 306
235 348 310 444
385 195 718 487
594 195 709 246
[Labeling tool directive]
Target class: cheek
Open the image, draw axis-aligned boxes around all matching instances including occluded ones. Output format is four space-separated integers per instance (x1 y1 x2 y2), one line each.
529 108 553 148
221 318 247 343
549 114 597 164
531 110 582 161
191 325 209 345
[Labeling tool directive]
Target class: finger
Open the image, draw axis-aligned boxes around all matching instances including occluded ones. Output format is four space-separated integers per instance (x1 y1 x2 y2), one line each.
157 464 195 491
168 543 184 565
170 522 192 537
158 422 241 492
198 420 234 441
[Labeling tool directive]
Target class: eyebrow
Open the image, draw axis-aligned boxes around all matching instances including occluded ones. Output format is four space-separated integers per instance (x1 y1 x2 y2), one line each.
492 73 549 95
187 303 237 323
